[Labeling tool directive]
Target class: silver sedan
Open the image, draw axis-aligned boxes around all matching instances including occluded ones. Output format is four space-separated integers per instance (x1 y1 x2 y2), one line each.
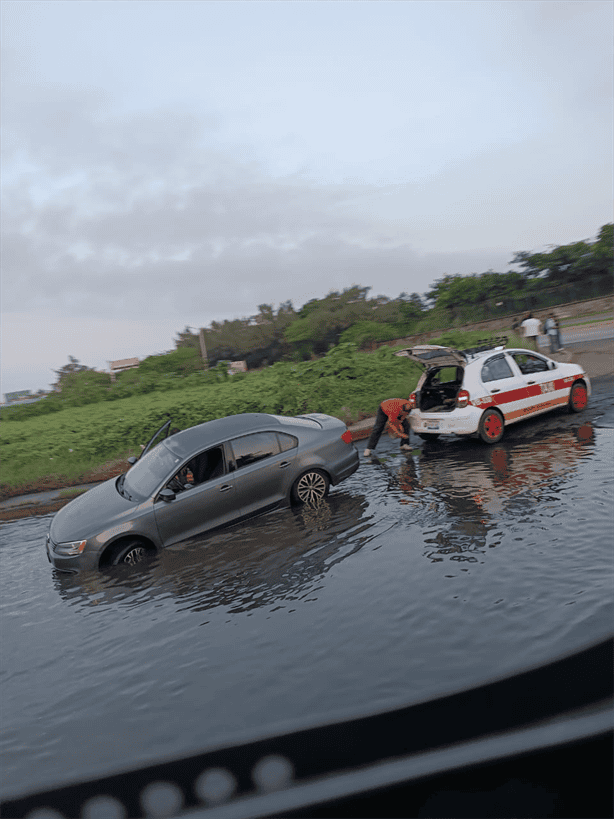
46 413 359 573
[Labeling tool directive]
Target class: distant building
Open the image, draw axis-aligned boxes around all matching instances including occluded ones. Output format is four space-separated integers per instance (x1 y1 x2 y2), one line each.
108 357 140 381
217 360 248 375
2 389 49 406
4 389 32 403
228 361 248 375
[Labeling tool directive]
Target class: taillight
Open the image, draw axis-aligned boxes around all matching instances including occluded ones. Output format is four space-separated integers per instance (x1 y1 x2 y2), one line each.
456 389 470 408
341 429 353 444
408 393 417 409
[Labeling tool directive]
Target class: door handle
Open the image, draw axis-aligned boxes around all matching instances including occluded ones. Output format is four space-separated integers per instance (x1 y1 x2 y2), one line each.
219 484 233 492
490 388 500 393
526 380 536 385
279 461 291 468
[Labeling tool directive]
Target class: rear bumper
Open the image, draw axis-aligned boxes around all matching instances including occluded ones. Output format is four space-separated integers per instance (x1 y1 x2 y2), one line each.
410 407 482 436
331 448 360 484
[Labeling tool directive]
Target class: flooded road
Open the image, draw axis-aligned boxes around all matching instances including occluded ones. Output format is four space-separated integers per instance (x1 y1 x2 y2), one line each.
2 377 613 802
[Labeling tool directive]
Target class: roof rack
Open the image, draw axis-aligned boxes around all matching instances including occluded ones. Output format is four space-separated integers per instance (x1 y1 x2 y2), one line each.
461 336 508 357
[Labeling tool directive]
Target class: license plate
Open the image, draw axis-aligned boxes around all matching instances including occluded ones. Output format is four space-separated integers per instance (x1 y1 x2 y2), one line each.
426 421 440 430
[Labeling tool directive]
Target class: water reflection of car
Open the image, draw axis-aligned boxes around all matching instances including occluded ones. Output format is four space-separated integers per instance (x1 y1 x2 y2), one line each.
52 491 372 611
45 413 359 573
389 424 595 561
395 341 590 443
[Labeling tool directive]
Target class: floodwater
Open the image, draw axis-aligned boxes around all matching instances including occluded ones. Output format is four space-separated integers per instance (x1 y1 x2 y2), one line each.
1 376 613 802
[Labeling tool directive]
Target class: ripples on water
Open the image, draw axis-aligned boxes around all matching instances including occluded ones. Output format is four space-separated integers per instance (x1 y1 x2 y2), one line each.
1 421 612 798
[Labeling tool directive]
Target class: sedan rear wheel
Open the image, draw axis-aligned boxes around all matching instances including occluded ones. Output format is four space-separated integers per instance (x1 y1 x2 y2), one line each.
109 539 152 567
568 381 588 413
478 409 504 444
292 469 330 505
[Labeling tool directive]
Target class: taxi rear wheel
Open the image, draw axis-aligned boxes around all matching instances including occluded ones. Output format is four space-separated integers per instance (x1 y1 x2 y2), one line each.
478 409 504 444
568 381 588 413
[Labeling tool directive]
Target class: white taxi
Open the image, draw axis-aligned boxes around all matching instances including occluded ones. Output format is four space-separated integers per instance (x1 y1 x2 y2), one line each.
395 340 590 444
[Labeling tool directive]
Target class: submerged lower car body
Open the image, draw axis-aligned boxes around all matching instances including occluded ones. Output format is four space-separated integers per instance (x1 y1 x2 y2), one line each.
46 412 359 573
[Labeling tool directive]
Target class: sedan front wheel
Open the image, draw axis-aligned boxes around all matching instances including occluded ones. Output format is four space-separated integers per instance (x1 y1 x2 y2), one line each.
108 539 152 567
291 469 330 505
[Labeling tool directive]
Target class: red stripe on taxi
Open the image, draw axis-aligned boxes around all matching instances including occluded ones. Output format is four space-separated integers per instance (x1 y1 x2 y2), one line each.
505 394 568 420
490 387 528 405
470 373 585 413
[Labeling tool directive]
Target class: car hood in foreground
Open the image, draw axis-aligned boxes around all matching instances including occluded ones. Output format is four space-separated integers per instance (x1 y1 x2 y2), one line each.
50 477 140 544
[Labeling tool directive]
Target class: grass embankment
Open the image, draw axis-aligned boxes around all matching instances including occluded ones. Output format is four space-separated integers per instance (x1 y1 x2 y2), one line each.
0 331 523 499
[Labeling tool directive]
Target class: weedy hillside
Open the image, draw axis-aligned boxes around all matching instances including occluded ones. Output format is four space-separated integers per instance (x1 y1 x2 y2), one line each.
1 332 525 494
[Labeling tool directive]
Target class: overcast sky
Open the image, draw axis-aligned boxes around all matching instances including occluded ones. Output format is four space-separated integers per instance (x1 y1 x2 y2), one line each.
1 0 612 396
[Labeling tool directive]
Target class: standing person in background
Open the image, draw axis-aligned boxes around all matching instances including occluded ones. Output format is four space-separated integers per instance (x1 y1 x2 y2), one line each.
555 314 564 351
544 314 559 353
520 313 542 351
364 398 412 456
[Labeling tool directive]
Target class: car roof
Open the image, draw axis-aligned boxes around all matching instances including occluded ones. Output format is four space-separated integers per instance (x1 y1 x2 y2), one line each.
164 413 283 457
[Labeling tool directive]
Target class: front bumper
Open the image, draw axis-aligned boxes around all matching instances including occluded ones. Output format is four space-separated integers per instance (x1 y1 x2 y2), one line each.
46 534 98 573
410 406 482 436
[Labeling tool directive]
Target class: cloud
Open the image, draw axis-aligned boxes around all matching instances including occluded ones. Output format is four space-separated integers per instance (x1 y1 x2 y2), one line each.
2 81 440 325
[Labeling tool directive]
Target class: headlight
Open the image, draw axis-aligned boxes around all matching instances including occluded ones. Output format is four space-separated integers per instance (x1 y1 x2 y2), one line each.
54 540 87 556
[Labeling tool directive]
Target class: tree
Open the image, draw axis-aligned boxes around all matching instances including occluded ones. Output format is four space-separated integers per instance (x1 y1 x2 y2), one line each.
510 224 613 286
174 327 201 351
398 292 426 321
47 362 112 406
52 356 93 391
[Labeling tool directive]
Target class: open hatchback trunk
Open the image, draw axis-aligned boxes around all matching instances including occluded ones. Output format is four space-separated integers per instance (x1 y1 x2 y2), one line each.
396 346 467 412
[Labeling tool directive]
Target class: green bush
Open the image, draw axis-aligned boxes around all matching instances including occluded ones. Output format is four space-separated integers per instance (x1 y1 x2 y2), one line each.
340 321 399 347
0 342 423 490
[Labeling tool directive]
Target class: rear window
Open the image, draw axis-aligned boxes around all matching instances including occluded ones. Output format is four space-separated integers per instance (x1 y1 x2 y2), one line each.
481 355 514 383
429 366 461 384
278 432 298 452
230 431 281 469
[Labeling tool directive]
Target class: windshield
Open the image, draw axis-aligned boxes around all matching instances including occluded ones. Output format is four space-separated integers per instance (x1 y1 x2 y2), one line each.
121 442 183 501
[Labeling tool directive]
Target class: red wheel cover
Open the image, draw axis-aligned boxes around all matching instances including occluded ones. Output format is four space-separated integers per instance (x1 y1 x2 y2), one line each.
571 382 587 410
483 412 503 439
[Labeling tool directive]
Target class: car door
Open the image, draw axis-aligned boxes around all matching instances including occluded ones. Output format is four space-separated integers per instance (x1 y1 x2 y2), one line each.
227 431 297 517
508 352 565 417
140 420 172 458
476 354 530 422
153 445 238 545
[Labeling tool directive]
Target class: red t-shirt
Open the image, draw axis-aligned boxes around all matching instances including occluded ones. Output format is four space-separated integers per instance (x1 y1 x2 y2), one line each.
381 398 409 437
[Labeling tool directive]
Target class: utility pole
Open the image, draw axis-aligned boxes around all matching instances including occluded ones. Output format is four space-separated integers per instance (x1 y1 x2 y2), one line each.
186 326 208 368
198 328 208 369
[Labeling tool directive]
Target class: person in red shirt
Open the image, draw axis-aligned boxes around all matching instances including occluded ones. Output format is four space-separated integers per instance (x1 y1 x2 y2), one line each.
364 398 412 456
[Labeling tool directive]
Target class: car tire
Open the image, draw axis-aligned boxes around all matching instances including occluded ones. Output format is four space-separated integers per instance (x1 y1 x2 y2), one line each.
418 433 440 441
478 409 505 444
291 469 330 505
108 539 153 567
568 381 588 413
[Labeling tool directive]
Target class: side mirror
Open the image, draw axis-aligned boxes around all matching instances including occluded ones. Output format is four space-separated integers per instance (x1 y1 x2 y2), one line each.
549 360 557 370
127 456 138 465
158 488 176 502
